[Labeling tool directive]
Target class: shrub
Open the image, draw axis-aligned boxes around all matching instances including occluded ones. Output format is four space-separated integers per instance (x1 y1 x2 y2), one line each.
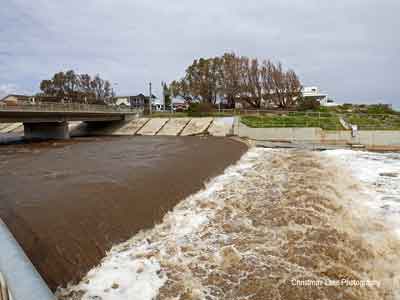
366 104 394 114
187 102 215 117
297 97 321 111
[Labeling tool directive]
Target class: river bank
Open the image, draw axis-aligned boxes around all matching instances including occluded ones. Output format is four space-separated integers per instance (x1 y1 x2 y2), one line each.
0 136 247 290
58 147 400 300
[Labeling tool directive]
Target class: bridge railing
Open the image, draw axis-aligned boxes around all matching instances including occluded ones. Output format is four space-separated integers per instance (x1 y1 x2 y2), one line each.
0 102 142 114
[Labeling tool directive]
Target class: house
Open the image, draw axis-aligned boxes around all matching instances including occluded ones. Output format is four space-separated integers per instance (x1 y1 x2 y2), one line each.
171 96 190 111
302 87 330 105
115 94 158 109
0 94 35 105
115 96 130 107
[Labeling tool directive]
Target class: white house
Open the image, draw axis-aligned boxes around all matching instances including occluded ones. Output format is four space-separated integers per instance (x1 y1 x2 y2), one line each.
115 97 130 107
302 87 328 104
302 86 339 106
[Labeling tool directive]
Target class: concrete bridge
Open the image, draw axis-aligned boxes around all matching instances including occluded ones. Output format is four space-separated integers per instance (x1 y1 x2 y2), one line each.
0 103 141 139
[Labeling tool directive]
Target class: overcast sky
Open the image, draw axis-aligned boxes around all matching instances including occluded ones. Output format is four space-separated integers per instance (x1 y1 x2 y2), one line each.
1 0 399 106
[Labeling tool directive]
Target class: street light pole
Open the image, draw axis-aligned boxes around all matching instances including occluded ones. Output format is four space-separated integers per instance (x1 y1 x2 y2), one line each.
149 82 152 115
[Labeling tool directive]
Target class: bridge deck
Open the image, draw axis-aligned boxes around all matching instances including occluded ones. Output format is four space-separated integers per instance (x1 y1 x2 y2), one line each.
0 103 141 123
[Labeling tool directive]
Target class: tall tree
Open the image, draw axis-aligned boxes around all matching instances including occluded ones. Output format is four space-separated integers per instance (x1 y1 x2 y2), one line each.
39 71 114 104
162 82 171 106
170 53 302 109
219 53 242 108
263 61 302 109
240 57 264 108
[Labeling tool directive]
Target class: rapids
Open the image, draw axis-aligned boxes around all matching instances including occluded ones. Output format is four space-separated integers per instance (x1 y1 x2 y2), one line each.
58 148 400 300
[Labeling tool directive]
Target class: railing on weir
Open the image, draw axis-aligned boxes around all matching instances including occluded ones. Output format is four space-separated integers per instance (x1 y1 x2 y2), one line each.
0 102 143 114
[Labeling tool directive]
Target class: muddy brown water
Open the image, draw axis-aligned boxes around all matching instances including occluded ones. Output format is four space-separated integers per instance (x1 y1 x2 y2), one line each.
0 136 247 291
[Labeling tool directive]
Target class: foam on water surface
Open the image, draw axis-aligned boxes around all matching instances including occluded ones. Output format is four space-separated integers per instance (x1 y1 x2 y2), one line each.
58 148 400 300
323 150 400 237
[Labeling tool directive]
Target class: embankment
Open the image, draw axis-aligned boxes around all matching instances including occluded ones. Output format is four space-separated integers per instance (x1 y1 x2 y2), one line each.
235 120 400 150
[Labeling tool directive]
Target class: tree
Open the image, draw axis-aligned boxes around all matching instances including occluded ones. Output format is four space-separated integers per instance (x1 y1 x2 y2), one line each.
218 53 243 108
240 57 264 108
162 82 171 106
38 71 114 104
169 53 302 109
262 61 302 109
173 57 221 104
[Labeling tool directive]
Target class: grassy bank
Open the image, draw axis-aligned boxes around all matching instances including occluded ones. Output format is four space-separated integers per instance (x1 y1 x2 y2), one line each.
345 114 400 130
241 114 344 130
148 110 400 131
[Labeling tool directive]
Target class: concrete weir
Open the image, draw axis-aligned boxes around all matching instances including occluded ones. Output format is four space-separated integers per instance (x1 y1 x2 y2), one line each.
181 117 213 136
24 122 70 140
157 118 191 136
208 117 234 136
112 118 149 135
137 118 169 136
0 123 23 134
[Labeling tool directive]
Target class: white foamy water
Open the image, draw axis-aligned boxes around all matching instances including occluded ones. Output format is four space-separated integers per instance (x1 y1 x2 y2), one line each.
323 150 400 237
59 148 400 300
58 149 259 300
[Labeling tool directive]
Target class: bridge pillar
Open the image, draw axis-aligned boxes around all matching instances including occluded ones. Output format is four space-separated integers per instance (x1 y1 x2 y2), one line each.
24 122 70 140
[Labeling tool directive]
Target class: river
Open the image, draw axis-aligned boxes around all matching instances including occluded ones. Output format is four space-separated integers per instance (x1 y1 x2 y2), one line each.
58 147 400 300
0 136 247 290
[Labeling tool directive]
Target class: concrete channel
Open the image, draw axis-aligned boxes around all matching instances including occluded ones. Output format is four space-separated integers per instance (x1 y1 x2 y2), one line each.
0 219 54 300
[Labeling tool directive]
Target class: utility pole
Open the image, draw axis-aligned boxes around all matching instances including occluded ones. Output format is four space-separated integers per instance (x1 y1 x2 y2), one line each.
161 81 165 111
149 82 152 115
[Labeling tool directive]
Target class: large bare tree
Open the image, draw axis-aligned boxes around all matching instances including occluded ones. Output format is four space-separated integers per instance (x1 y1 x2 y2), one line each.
218 53 243 108
170 53 302 109
262 61 302 109
39 71 114 104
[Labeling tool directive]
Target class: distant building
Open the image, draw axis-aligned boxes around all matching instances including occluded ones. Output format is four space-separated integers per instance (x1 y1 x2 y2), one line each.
0 94 35 105
302 86 340 106
115 96 130 107
115 94 158 109
171 96 190 109
302 87 328 104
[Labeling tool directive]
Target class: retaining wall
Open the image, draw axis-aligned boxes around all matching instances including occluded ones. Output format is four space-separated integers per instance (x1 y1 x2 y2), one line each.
235 120 400 147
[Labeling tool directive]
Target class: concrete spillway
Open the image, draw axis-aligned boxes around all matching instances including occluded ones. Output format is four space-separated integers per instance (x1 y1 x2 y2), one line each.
1 117 235 139
112 118 150 135
0 123 23 134
137 118 169 136
157 118 191 136
180 118 214 136
208 117 234 136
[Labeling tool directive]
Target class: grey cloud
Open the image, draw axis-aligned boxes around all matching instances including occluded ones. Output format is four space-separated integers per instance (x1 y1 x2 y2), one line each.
0 0 399 106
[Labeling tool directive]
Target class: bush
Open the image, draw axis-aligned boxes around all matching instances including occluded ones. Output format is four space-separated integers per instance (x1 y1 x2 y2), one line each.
366 104 394 114
297 97 321 111
187 102 215 117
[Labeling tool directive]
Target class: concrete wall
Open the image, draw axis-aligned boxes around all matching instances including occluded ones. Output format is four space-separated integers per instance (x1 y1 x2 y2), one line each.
208 117 234 137
235 119 400 147
0 219 54 300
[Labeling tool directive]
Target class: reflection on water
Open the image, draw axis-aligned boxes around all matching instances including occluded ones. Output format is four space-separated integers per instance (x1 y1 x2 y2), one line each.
0 136 246 290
